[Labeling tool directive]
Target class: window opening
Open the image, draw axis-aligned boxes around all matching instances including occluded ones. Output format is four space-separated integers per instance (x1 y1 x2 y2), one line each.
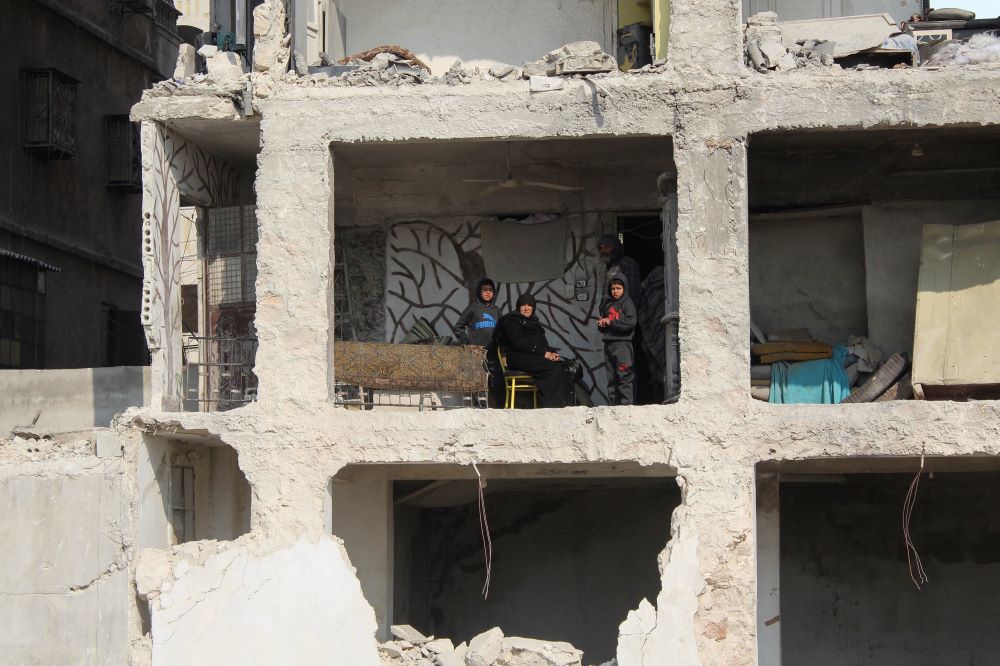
21 69 79 160
170 464 196 544
106 115 142 190
0 252 51 369
184 205 258 410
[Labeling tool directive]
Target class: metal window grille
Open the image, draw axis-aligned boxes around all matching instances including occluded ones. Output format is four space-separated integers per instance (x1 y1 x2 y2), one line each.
106 115 141 189
207 206 257 306
21 69 79 160
0 257 46 369
170 465 195 543
183 336 258 411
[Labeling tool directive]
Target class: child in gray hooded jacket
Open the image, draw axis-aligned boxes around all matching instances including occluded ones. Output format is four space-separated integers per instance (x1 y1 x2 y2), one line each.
597 274 637 405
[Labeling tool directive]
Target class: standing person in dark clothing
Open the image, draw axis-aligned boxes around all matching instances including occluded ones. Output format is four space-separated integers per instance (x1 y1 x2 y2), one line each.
598 233 644 401
453 277 503 407
597 274 637 405
497 293 571 408
597 234 643 307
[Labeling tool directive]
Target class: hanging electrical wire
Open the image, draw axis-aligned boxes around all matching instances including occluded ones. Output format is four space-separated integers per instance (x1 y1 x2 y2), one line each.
903 454 929 590
472 462 493 599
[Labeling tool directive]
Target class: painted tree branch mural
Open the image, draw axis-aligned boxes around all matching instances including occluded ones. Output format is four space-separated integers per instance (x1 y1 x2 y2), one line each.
384 217 609 404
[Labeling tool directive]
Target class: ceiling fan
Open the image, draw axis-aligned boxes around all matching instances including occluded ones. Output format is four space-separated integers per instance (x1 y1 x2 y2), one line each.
462 143 584 194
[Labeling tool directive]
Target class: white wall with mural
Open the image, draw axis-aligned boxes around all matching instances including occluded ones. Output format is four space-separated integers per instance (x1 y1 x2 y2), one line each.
140 123 244 409
383 215 613 404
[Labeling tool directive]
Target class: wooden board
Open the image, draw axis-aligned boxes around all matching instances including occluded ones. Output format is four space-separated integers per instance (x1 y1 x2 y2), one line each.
912 220 1000 395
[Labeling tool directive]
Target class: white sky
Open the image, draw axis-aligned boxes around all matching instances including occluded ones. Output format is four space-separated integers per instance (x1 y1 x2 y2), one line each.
940 0 1000 19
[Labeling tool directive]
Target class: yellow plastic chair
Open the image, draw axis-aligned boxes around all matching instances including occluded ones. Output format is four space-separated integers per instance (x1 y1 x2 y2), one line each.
498 350 538 409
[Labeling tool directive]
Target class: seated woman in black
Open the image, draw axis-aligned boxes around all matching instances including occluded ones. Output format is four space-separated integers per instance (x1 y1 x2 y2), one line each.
499 293 572 408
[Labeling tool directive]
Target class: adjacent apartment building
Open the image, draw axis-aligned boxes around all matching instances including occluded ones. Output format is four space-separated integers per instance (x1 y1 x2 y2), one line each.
1 0 179 368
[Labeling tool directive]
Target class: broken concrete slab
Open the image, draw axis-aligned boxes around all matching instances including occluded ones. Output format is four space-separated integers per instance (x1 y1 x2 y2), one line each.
380 642 407 659
529 76 566 92
497 637 583 666
174 44 196 79
466 627 504 666
779 13 897 58
390 624 430 645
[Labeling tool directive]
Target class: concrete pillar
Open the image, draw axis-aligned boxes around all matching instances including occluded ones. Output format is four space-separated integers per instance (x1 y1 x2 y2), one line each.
140 122 185 412
666 0 742 74
253 137 334 405
672 133 750 408
687 466 757 663
756 472 781 664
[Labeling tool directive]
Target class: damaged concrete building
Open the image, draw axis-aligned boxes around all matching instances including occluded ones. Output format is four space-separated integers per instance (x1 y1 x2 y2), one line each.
3 0 1000 663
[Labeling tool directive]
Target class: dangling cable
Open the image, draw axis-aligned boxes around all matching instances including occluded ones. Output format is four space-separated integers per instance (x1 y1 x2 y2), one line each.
903 453 929 589
472 462 493 599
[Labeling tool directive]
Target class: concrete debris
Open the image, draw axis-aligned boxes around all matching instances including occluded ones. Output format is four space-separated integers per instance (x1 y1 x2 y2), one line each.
425 638 456 654
488 64 519 81
339 45 432 72
444 59 475 85
379 628 584 666
173 43 196 79
521 41 617 78
305 51 432 86
627 57 668 74
467 628 505 666
293 50 309 76
744 12 838 72
196 44 218 58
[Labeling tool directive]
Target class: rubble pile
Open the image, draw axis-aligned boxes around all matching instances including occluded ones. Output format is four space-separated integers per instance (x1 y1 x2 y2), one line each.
379 625 595 666
317 51 432 86
627 58 668 74
158 38 627 92
923 32 1000 66
745 12 836 72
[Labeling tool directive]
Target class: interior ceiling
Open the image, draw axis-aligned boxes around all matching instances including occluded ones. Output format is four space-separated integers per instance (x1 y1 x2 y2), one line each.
751 126 1000 155
334 136 674 168
165 117 261 163
749 127 1000 210
333 136 675 221
759 456 1000 475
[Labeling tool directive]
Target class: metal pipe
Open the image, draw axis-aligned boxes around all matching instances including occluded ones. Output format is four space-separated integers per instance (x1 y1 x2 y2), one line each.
657 173 680 403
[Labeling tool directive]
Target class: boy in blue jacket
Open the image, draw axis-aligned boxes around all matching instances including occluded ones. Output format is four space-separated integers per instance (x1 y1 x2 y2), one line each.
597 274 637 405
454 278 503 406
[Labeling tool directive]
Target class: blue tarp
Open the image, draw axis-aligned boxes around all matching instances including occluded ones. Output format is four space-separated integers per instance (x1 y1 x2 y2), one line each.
769 344 851 404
